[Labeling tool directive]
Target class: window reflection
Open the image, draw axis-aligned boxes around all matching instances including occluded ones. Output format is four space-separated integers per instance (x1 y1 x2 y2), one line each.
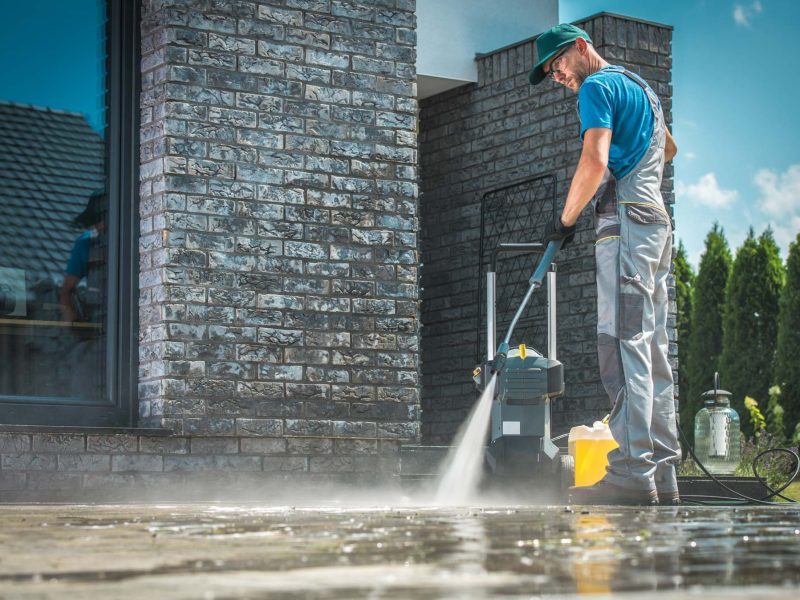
0 0 107 404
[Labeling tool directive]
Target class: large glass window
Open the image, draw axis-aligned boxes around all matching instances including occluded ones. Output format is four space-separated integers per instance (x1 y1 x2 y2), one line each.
0 0 138 426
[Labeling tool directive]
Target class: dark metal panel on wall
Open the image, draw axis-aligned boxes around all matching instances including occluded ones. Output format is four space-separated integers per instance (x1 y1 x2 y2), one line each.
477 175 558 364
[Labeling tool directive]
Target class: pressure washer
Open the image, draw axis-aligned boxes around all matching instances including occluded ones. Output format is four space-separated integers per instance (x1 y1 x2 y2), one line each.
471 239 572 493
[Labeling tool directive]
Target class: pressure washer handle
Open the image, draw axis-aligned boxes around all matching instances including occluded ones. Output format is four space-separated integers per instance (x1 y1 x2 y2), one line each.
492 240 561 373
491 240 562 375
528 239 562 287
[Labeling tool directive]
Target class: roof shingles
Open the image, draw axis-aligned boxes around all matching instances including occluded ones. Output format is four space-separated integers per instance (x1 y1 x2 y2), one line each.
0 102 104 280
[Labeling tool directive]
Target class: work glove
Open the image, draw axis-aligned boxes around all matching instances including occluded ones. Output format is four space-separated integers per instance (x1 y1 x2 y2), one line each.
543 216 576 249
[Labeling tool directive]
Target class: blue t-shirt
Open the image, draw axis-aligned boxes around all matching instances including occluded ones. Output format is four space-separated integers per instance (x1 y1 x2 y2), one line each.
577 66 656 180
65 231 92 279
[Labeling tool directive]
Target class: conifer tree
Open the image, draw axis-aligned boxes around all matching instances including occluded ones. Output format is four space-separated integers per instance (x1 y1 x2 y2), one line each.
720 228 785 435
775 232 800 436
674 241 695 433
765 386 786 443
685 224 731 445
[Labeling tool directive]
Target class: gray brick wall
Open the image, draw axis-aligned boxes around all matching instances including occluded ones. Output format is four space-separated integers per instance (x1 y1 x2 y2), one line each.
418 14 676 443
0 430 400 500
138 0 420 454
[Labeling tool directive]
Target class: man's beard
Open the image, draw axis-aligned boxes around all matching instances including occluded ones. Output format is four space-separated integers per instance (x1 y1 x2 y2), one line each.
572 64 592 87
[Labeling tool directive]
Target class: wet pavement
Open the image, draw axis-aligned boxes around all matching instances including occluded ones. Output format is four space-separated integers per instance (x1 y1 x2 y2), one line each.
0 501 799 598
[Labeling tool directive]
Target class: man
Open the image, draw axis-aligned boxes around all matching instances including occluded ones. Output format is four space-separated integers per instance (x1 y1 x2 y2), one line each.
531 24 680 505
59 189 106 324
59 189 106 401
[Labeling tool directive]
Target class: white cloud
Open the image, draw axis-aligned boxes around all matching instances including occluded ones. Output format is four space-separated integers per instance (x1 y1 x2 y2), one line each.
734 1 763 27
676 172 738 209
754 163 800 249
684 151 697 161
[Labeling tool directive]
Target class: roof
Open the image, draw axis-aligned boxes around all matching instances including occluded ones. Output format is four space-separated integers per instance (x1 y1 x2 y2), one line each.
0 102 104 281
475 11 673 59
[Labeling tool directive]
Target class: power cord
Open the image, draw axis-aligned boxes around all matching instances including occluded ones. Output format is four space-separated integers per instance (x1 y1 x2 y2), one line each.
676 421 800 506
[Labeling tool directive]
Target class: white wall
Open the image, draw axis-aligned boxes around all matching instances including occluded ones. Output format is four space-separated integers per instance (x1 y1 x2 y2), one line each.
416 0 558 98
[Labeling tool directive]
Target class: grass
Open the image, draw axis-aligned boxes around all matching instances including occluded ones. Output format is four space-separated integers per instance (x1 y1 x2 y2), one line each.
784 482 800 502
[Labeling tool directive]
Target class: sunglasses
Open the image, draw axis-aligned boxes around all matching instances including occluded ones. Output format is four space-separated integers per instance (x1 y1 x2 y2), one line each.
546 44 572 80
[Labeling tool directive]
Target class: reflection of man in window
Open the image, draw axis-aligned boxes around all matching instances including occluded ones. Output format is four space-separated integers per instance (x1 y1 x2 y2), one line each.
58 189 106 401
59 190 105 324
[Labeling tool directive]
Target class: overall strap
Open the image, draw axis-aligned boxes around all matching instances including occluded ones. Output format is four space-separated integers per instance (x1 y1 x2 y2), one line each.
619 68 663 122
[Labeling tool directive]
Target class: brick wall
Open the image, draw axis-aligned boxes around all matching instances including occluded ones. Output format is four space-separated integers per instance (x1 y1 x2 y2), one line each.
137 0 420 464
418 13 676 443
0 428 400 500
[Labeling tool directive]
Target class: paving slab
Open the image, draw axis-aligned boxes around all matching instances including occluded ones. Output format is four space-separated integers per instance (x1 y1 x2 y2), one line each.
0 502 798 598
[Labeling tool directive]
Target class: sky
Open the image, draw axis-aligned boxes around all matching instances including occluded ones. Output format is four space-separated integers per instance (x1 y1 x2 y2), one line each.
1 1 797 269
0 1 105 131
562 0 799 268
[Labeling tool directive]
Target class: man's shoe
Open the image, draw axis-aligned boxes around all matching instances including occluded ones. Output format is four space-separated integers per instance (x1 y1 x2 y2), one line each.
657 489 680 505
569 478 658 506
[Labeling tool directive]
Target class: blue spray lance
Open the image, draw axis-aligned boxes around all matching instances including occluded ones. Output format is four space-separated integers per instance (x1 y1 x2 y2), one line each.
490 239 562 375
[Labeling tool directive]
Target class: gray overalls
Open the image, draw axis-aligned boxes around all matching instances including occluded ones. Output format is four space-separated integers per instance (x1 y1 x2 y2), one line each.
590 67 681 493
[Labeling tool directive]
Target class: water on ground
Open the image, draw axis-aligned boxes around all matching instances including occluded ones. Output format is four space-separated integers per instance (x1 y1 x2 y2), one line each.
0 502 799 598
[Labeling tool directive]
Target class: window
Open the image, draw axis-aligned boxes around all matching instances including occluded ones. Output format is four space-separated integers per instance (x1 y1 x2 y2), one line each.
0 0 138 426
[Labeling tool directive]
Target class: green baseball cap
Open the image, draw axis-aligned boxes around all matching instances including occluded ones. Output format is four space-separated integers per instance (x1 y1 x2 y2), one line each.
529 23 592 85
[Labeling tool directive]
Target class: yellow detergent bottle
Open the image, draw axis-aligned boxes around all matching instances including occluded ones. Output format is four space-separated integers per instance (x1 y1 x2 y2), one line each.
568 419 618 487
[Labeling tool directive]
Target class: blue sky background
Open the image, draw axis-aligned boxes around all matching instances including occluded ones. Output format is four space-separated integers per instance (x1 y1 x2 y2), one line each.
0 1 105 131
563 0 799 267
1 1 796 268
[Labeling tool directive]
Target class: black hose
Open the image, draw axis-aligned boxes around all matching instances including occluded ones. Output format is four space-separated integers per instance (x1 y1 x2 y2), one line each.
677 421 800 506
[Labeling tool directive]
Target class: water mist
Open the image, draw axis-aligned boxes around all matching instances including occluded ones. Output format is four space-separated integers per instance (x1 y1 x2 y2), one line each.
434 374 497 505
